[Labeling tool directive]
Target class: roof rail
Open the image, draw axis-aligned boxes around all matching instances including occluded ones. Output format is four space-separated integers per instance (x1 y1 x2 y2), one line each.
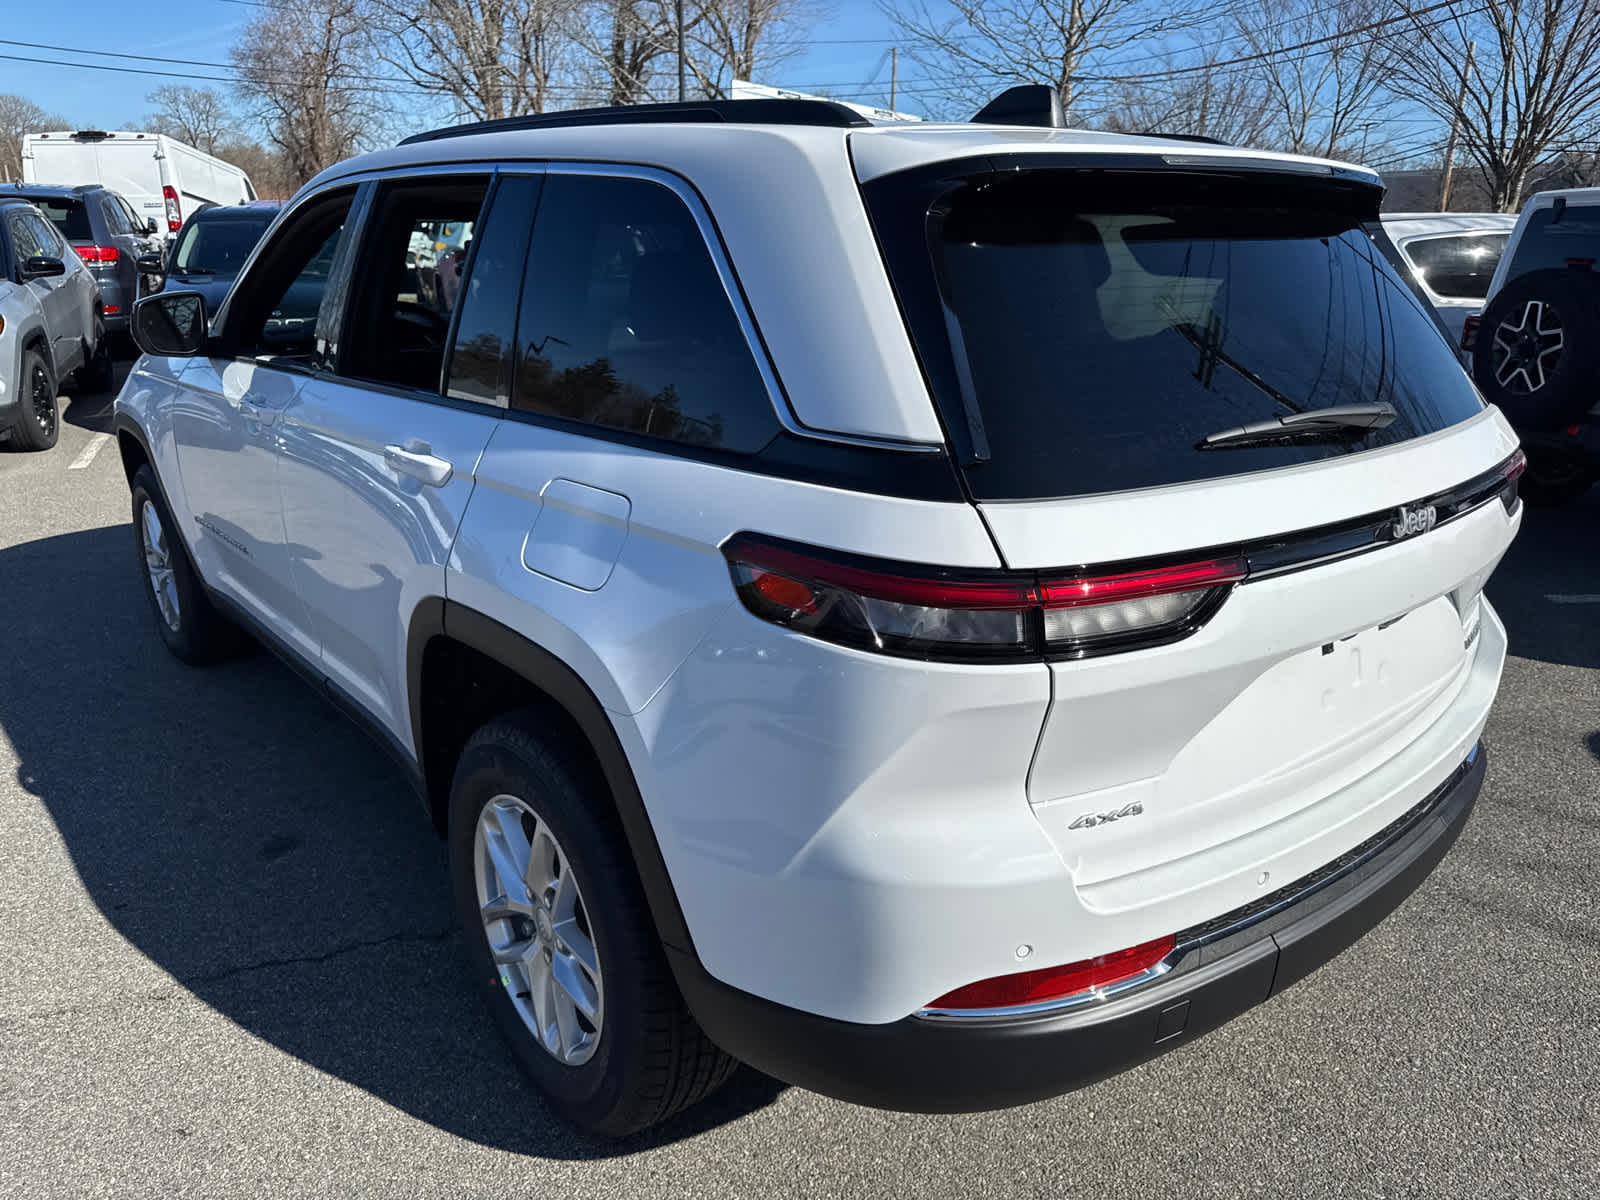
400 98 871 146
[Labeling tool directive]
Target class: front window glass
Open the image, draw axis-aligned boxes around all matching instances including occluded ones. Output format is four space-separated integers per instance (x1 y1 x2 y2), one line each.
867 165 1485 499
1403 233 1509 300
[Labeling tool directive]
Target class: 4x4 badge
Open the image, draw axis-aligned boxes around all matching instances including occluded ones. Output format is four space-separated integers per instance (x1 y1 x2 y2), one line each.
1068 802 1144 830
1390 503 1438 541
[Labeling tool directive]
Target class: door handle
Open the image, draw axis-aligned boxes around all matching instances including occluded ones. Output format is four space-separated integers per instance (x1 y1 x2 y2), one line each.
384 440 454 487
238 400 278 426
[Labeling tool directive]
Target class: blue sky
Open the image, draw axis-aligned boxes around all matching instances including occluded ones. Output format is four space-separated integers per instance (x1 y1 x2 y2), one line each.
1 0 924 134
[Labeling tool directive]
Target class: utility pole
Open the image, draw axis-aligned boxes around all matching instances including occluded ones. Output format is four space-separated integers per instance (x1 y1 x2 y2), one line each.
676 0 686 101
890 46 898 111
1439 40 1475 211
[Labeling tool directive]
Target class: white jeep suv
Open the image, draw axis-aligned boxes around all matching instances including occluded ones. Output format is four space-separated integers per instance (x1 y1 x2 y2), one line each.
115 93 1523 1136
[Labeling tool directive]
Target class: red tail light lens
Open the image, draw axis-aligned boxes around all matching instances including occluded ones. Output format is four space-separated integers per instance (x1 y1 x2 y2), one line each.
103 304 121 315
722 534 1245 662
1499 447 1526 511
163 185 181 232
926 936 1177 1011
1460 315 1481 352
77 244 119 264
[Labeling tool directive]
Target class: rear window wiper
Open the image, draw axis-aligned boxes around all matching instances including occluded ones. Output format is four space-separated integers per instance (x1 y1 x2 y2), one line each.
1197 402 1398 450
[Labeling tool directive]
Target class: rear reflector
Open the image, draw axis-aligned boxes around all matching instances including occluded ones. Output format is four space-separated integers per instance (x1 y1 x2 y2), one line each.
722 534 1245 662
77 244 119 264
163 185 182 232
927 936 1177 1011
1460 314 1481 352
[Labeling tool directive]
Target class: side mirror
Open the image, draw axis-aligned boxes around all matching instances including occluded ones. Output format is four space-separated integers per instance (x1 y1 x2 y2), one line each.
132 291 210 357
135 252 166 275
20 255 66 280
146 218 161 236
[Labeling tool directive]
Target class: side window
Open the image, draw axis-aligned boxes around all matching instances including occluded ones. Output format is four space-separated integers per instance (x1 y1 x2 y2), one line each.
101 197 131 237
511 173 778 454
340 176 490 393
224 190 355 363
23 212 63 256
7 213 45 262
120 197 147 235
444 175 540 407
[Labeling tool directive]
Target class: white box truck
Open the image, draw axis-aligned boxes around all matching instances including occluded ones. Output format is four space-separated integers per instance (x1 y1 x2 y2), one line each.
21 130 256 242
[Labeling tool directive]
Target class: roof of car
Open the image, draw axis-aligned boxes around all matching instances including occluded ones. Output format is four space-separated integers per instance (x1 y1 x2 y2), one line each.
0 182 100 202
191 202 282 219
1381 213 1519 238
1519 186 1600 208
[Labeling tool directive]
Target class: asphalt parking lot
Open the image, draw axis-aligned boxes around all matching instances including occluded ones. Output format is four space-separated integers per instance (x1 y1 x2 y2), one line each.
1 363 1597 1198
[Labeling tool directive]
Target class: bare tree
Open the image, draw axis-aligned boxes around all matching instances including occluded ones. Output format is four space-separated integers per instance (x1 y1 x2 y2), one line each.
1389 0 1600 211
0 94 68 182
367 0 578 119
881 0 1199 122
1105 48 1276 146
685 0 816 97
145 86 237 154
233 0 385 187
1232 0 1389 158
214 140 294 199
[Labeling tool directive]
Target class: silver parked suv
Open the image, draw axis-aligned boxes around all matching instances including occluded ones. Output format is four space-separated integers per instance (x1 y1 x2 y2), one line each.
116 92 1522 1135
1 195 112 450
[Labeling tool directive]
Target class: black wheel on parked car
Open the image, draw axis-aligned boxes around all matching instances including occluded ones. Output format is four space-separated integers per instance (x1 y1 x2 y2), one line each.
129 464 250 664
80 320 115 394
448 713 736 1136
1472 268 1600 431
7 348 59 452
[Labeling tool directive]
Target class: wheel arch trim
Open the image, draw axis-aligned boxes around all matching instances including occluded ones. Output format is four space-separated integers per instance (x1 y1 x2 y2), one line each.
407 599 695 955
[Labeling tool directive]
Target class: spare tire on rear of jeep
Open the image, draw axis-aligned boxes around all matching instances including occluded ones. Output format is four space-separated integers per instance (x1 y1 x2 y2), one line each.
1472 268 1600 431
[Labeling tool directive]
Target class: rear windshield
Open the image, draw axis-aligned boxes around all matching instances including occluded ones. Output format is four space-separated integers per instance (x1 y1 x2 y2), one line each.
1402 232 1508 300
865 166 1485 500
172 214 276 277
31 199 92 242
1502 202 1600 286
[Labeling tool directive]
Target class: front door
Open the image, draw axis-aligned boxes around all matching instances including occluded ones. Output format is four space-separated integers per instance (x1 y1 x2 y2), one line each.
7 209 79 369
275 173 525 749
169 188 357 659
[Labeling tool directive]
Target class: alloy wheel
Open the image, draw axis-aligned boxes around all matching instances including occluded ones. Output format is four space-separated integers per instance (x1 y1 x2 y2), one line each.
474 794 605 1066
29 362 56 439
139 499 181 631
1491 299 1565 394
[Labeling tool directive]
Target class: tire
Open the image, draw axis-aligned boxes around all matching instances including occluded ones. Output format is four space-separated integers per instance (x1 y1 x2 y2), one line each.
448 714 736 1136
1519 450 1596 507
8 348 59 452
1472 269 1600 432
79 321 115 394
129 464 249 665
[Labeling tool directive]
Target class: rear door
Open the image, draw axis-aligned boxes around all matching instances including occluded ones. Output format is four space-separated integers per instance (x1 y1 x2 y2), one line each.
864 160 1521 923
273 172 517 748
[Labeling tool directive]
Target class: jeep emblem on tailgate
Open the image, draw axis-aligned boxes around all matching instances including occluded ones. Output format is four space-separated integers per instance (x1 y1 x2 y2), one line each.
1068 802 1144 830
1390 503 1438 540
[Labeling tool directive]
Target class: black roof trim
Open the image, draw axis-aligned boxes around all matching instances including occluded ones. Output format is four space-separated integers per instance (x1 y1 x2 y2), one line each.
401 99 871 146
1134 130 1231 146
0 182 94 200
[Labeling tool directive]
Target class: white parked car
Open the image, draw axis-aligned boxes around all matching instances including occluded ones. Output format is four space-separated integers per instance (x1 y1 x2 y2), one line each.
1 196 112 450
1381 212 1518 349
23 130 256 244
115 91 1522 1135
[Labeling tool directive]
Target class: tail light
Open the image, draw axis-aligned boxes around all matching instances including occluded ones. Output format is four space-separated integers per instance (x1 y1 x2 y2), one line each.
925 936 1177 1012
1500 446 1526 511
76 244 119 264
163 185 181 232
103 304 120 315
1460 314 1481 352
722 534 1246 662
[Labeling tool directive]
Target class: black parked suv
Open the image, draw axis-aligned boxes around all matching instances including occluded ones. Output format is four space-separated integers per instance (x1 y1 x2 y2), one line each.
0 183 163 337
141 201 282 313
1469 188 1600 505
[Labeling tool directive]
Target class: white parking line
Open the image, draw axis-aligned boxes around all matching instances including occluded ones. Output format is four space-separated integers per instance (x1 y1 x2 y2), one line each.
67 432 111 471
1545 593 1600 605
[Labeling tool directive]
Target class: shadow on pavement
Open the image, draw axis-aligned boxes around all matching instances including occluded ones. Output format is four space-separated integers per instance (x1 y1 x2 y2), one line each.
59 360 133 435
1486 489 1600 670
0 523 782 1159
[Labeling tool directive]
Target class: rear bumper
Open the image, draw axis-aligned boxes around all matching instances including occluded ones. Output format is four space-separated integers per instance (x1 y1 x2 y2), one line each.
672 743 1485 1113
